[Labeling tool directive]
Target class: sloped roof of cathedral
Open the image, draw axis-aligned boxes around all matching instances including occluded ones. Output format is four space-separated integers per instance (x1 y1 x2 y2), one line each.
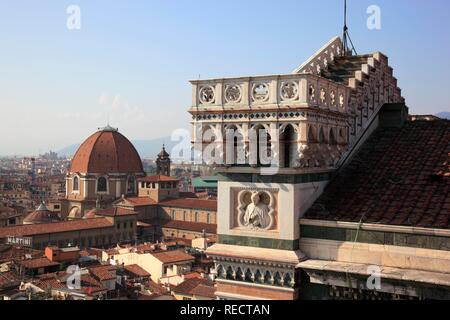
305 117 450 229
70 127 144 174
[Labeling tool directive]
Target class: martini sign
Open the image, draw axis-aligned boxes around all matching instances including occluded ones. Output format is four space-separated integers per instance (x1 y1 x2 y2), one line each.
7 236 32 248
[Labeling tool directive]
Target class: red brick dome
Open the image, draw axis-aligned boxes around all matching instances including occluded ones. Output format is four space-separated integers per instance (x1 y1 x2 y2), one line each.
70 126 144 174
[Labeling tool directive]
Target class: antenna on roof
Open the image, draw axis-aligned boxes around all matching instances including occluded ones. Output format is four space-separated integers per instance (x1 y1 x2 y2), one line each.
342 0 357 56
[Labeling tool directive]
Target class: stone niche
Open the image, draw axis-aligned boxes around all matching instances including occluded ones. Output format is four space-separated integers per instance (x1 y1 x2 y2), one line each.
231 188 279 232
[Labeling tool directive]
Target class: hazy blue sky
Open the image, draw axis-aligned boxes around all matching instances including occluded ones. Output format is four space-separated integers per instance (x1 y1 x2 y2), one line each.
1 0 449 156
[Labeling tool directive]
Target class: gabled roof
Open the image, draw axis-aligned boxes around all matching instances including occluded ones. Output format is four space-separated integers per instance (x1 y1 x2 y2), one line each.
88 265 116 281
305 118 450 228
124 264 151 278
151 250 195 264
172 278 215 298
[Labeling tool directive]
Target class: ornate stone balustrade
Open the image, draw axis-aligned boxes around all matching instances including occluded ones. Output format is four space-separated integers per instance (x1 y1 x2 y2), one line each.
292 36 343 74
190 73 352 116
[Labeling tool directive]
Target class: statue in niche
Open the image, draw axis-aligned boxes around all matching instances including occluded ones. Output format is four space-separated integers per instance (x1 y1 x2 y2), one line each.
243 192 270 229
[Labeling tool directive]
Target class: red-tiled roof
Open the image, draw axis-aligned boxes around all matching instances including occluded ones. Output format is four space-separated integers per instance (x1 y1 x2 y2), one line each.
80 275 108 295
0 245 41 263
23 210 60 224
20 257 60 269
172 278 215 298
0 218 114 238
88 265 116 281
93 207 136 217
161 220 217 234
70 129 144 174
35 278 66 291
0 271 20 289
151 250 194 264
123 197 157 207
138 175 179 183
124 264 151 277
159 198 217 211
305 119 450 228
191 283 216 298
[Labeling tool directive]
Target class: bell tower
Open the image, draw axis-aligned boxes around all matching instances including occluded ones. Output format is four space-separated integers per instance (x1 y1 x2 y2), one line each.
156 145 171 176
189 33 404 299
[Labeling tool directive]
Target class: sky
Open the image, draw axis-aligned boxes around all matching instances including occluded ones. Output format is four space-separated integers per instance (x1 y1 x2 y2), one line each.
0 0 449 156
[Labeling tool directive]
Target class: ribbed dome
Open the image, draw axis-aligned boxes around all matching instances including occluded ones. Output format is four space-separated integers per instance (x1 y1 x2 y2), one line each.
70 126 144 174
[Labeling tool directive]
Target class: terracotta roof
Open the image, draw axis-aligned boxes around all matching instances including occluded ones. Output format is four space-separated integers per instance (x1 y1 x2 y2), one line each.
0 271 20 289
124 264 151 277
0 218 114 238
23 204 60 224
91 207 137 217
123 197 157 207
305 119 450 228
151 250 195 264
138 175 179 183
0 245 41 263
167 237 193 247
35 278 66 291
191 283 216 298
161 220 217 234
172 278 215 298
159 198 217 211
70 129 144 174
80 275 108 295
20 257 60 269
88 265 116 281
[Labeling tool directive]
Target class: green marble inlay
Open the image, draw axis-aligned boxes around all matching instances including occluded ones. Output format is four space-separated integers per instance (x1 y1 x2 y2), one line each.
300 225 450 251
218 234 299 251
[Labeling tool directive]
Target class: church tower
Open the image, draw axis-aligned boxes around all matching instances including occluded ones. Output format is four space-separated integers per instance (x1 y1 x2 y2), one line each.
156 145 171 176
189 36 404 300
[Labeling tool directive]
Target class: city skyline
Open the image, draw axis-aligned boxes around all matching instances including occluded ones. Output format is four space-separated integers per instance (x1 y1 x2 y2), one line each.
1 0 450 156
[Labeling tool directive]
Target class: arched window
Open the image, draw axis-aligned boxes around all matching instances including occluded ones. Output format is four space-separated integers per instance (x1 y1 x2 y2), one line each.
281 125 296 168
127 176 135 194
97 177 107 193
329 128 337 145
318 127 326 143
252 125 271 167
73 176 79 191
308 126 316 143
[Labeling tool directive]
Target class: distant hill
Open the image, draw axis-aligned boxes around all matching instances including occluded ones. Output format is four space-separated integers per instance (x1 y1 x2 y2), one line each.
57 136 187 159
436 112 450 120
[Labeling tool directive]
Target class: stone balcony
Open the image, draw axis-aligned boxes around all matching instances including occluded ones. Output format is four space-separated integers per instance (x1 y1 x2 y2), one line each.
189 73 353 117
